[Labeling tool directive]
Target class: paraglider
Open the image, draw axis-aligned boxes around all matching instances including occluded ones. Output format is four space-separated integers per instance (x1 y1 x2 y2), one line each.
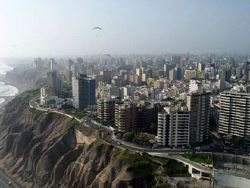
93 26 102 30
92 27 103 37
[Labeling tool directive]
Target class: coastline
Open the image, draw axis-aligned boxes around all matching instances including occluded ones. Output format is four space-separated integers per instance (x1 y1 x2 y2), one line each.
0 61 45 111
0 69 22 111
0 80 21 109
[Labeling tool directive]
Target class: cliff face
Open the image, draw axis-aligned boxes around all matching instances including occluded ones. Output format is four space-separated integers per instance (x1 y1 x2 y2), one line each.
4 67 47 92
0 93 156 188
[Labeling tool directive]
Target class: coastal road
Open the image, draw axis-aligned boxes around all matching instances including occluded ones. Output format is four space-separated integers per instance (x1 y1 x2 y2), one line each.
30 96 191 154
85 117 191 153
0 170 21 188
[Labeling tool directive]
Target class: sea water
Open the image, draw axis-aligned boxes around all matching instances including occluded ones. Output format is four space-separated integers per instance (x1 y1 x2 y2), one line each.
0 62 18 105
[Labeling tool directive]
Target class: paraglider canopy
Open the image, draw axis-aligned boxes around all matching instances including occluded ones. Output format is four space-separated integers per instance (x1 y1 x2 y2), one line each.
92 26 103 38
93 26 102 30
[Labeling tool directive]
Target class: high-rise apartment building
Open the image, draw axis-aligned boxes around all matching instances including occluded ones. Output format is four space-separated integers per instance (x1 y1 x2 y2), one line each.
219 69 226 91
197 62 204 73
115 102 137 132
184 69 196 80
219 90 250 137
67 59 74 83
245 60 250 83
169 69 176 80
72 74 96 109
137 104 156 132
163 63 169 78
157 107 190 147
47 71 62 96
100 69 112 84
187 81 210 144
157 112 169 146
33 57 44 70
175 67 183 80
50 58 57 71
97 98 115 125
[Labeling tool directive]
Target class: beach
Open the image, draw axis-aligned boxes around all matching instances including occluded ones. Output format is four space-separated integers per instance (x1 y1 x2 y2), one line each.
0 62 19 109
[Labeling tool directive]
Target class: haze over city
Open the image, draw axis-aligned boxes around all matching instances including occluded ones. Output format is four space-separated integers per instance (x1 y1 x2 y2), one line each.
1 1 250 188
1 0 250 57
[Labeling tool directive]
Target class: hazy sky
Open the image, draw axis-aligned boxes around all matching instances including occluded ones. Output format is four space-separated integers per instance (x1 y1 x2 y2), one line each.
0 0 250 57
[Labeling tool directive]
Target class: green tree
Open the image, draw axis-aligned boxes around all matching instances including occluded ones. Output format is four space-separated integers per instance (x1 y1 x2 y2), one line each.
123 132 135 142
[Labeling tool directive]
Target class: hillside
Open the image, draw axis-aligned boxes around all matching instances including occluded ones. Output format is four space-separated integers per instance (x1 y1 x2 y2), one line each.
0 91 161 188
0 90 211 188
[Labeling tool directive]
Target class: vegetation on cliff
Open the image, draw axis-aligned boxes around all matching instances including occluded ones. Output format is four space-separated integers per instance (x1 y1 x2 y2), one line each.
182 153 213 165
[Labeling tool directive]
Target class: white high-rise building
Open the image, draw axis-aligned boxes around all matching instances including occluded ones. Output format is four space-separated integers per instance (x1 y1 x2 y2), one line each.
157 107 190 147
97 98 115 124
219 90 250 137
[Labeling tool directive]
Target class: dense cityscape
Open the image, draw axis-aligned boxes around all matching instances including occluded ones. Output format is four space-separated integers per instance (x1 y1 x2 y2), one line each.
1 53 250 188
36 54 250 153
1 0 250 188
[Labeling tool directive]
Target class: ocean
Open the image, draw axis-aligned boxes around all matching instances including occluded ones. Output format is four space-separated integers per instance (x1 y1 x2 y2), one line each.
0 62 18 105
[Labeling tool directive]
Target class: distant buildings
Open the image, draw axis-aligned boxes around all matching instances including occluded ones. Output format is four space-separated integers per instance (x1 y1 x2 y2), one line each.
245 60 250 83
47 71 62 96
72 74 96 109
219 69 226 91
171 55 181 65
50 58 57 71
163 63 170 78
40 86 53 98
175 67 183 80
99 69 112 84
219 90 250 137
185 69 196 80
66 59 74 83
35 54 250 150
33 58 44 70
169 69 176 80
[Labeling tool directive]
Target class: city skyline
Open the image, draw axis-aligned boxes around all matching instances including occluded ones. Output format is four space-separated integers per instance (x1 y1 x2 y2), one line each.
0 0 250 58
1 1 250 187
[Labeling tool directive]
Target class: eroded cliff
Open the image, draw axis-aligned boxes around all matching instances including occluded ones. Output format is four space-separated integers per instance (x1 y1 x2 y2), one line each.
0 92 158 188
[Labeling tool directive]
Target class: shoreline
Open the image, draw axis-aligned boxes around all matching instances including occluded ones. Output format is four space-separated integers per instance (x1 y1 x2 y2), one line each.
1 70 27 94
0 80 21 109
0 62 43 111
0 72 23 111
